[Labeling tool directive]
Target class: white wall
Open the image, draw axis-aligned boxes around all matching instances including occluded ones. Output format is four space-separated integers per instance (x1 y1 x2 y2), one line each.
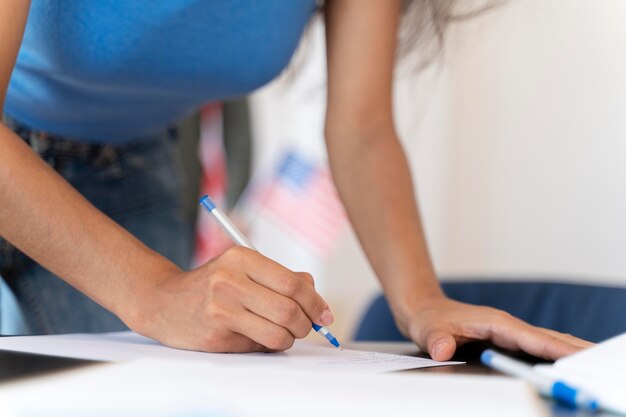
248 0 626 339
438 0 626 284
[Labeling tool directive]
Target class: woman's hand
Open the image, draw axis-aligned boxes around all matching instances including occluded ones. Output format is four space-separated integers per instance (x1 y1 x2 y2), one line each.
0 127 332 354
131 246 333 353
395 295 593 361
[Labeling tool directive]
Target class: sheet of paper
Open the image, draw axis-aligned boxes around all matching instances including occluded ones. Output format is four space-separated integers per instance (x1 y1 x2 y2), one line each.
0 331 461 374
551 332 626 379
534 332 626 415
0 358 546 417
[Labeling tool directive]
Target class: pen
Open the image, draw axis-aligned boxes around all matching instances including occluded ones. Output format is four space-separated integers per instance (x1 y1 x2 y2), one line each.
199 195 343 350
481 349 599 411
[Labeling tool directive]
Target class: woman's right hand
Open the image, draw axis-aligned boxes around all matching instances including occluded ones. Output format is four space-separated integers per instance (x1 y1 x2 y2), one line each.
0 126 331 354
132 246 334 353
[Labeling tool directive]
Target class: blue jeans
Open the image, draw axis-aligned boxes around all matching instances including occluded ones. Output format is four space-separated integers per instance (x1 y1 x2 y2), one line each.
0 118 192 334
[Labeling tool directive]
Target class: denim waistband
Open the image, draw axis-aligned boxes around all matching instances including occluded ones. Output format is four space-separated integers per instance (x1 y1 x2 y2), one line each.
3 116 178 164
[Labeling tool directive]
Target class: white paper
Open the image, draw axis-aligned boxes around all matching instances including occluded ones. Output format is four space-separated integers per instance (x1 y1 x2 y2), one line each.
0 331 461 374
535 332 626 415
0 358 545 417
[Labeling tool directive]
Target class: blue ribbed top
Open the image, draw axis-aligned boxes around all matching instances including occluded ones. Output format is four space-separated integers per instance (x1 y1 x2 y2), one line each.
5 0 316 142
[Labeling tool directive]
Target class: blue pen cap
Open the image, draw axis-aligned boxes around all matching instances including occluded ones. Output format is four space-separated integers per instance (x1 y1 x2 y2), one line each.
480 349 495 364
552 381 599 411
552 382 577 404
199 195 216 211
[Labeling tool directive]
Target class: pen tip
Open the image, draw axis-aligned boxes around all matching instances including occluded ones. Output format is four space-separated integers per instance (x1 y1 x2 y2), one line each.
338 346 344 351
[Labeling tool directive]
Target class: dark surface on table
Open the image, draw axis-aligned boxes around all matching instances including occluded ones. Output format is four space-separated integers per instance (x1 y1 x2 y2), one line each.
0 349 98 384
418 341 551 375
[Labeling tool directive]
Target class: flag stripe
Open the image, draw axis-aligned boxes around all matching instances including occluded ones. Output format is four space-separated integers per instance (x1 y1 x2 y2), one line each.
193 104 229 266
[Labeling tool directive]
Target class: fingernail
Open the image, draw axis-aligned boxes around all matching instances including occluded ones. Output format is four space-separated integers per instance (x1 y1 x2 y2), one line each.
433 341 448 358
320 308 334 326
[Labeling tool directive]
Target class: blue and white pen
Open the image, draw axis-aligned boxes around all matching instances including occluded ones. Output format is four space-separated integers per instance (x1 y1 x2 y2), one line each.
199 195 343 351
481 349 599 411
312 323 341 349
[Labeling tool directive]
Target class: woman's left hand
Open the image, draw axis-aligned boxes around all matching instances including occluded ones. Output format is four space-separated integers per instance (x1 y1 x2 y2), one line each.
396 295 594 361
323 0 593 363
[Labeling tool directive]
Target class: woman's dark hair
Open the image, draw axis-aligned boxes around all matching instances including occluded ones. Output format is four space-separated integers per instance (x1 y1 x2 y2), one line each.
287 1 500 82
399 0 501 68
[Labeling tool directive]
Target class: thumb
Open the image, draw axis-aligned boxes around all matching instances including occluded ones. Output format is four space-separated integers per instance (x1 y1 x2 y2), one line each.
426 331 456 361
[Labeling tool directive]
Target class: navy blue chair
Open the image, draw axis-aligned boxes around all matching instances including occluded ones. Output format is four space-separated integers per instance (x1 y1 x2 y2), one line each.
354 281 626 343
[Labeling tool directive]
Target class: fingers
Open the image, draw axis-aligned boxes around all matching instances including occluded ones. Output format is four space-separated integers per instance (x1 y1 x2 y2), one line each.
218 332 273 353
146 247 330 354
232 248 333 326
425 330 457 362
511 322 587 360
196 247 331 352
537 327 594 350
482 312 589 360
231 309 296 351
239 279 312 339
403 298 594 363
407 311 458 362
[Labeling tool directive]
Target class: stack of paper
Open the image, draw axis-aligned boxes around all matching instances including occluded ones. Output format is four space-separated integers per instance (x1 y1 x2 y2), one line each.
535 332 626 415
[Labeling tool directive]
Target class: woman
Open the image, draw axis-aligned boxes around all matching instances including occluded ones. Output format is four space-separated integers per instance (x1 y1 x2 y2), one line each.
0 0 589 359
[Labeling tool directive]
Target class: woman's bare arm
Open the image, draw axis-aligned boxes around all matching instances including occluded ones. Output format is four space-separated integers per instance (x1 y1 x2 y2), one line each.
0 1 180 323
324 0 591 360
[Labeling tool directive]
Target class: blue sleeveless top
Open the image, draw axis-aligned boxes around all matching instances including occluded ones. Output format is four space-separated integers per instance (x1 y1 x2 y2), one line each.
5 0 316 143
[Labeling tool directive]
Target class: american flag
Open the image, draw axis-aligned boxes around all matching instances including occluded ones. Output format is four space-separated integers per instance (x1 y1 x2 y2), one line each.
249 151 347 256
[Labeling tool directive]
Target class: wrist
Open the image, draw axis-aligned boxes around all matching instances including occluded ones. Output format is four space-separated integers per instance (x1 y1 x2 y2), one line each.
111 254 183 333
386 276 445 330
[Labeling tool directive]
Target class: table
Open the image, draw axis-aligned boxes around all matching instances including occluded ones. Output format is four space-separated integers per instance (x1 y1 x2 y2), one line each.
0 340 614 416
